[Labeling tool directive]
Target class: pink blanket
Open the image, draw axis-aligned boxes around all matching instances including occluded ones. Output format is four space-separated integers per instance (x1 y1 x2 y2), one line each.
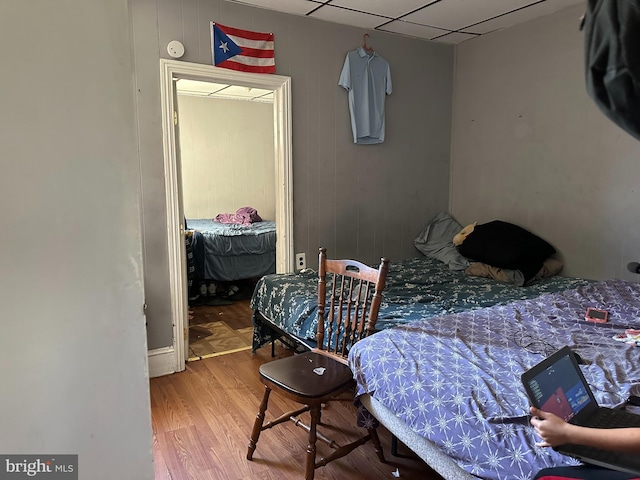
214 207 263 225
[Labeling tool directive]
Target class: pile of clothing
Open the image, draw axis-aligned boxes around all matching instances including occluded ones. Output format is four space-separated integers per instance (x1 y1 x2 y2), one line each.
214 206 262 225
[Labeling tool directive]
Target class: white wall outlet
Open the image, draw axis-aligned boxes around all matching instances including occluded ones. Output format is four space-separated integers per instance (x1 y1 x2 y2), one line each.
295 253 306 270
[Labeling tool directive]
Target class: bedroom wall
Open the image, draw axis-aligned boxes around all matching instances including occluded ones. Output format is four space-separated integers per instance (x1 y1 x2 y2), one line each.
0 0 153 478
177 95 276 221
133 0 454 350
450 4 640 281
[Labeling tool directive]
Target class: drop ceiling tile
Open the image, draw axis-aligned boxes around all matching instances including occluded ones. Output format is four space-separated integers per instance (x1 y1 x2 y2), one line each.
330 0 436 19
225 0 318 16
176 79 229 95
461 0 586 34
255 91 275 102
404 0 533 30
309 4 388 29
380 20 450 41
217 85 273 98
431 31 479 45
176 79 274 101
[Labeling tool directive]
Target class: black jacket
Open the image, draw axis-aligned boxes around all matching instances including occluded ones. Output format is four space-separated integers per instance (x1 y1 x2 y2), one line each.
583 0 640 140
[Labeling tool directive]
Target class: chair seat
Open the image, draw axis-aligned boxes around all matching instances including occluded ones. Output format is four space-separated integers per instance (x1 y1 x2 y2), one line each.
259 352 353 399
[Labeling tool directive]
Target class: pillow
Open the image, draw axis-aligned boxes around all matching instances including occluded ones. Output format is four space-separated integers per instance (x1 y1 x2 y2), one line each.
414 212 470 271
457 220 556 282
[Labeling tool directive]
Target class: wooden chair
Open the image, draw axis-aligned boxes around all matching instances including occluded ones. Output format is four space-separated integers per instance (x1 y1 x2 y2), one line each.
247 247 390 480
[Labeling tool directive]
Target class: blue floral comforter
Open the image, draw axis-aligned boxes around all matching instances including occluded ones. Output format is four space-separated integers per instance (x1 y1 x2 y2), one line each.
250 256 590 350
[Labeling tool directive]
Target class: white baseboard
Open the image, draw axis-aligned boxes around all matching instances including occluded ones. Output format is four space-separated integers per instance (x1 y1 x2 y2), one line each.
148 346 177 378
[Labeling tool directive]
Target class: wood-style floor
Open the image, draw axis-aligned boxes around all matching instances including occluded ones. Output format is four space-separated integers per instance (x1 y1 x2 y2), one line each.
188 295 254 360
151 346 445 480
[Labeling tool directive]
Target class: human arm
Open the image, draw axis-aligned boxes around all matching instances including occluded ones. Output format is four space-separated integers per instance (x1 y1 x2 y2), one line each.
530 406 640 454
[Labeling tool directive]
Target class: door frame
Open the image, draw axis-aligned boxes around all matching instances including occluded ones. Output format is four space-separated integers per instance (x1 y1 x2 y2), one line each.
159 59 293 373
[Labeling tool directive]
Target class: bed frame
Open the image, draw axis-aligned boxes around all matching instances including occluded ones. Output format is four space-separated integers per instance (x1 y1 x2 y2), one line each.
360 394 475 480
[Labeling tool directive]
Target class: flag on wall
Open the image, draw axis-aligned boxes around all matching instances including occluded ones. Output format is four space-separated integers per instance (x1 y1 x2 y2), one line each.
211 22 275 74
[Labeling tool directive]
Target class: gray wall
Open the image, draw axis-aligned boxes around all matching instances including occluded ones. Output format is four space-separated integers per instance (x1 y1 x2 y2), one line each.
0 0 153 478
133 0 454 349
178 95 276 220
451 5 640 281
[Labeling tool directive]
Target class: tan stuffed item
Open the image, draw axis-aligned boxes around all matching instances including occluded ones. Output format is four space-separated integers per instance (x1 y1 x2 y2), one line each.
531 258 564 281
453 222 477 246
465 257 564 286
465 262 515 283
524 257 564 285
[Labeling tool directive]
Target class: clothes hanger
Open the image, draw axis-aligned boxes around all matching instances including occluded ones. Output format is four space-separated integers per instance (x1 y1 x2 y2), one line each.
362 33 374 53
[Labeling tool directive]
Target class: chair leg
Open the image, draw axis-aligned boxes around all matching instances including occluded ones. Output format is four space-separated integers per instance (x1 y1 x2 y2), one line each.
247 385 271 460
305 404 320 480
369 427 386 463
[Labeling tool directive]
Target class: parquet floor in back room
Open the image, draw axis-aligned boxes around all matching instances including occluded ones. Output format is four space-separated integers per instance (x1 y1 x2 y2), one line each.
188 284 255 361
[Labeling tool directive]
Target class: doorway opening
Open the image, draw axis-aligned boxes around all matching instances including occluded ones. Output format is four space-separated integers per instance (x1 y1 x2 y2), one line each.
159 59 293 372
176 79 275 360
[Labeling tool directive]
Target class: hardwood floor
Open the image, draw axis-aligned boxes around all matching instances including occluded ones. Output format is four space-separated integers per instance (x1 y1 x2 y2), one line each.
150 345 444 480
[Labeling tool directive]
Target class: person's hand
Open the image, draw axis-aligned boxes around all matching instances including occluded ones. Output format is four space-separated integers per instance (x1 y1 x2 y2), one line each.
529 406 573 448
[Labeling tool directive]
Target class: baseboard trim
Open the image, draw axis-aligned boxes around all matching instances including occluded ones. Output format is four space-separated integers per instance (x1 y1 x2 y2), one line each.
148 346 177 378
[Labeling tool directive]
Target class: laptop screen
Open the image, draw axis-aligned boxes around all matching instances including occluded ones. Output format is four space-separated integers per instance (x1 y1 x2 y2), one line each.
524 350 592 422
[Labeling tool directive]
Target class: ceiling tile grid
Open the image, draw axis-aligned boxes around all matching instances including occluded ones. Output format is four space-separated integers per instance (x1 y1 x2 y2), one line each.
330 0 435 19
227 0 585 45
176 79 274 102
401 0 535 32
309 4 388 30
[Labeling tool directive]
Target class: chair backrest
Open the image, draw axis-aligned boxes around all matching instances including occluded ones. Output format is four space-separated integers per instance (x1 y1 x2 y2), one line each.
315 247 390 364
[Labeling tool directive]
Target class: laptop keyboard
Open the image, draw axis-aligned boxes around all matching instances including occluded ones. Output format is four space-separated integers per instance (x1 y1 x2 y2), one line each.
586 408 640 429
562 408 640 470
565 443 624 465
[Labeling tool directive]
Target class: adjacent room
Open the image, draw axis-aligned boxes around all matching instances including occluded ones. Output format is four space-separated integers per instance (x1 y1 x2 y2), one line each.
176 79 276 359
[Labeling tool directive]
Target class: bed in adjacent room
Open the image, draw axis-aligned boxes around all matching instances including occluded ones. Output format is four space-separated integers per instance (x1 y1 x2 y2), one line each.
348 279 640 480
187 218 276 282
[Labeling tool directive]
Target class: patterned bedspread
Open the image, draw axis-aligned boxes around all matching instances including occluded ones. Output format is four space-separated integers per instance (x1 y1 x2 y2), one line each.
187 219 276 254
348 279 640 480
250 256 590 350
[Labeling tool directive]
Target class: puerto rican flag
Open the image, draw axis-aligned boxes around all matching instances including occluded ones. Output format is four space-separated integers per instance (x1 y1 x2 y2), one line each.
211 22 275 74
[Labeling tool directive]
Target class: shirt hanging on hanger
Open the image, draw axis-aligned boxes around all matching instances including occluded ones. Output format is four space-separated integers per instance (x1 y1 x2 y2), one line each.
338 47 392 145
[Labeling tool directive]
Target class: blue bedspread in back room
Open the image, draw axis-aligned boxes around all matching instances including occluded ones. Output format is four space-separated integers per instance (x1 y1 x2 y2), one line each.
187 218 276 282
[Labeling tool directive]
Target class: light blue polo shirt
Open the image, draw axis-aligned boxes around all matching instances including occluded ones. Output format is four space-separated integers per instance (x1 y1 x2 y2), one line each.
339 47 392 145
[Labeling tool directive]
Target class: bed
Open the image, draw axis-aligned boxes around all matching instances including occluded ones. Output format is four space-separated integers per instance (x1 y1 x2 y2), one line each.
250 211 587 351
250 255 590 352
348 279 640 480
187 218 276 282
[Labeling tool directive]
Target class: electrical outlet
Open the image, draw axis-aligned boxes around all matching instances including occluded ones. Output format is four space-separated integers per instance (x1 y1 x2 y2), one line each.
295 253 306 270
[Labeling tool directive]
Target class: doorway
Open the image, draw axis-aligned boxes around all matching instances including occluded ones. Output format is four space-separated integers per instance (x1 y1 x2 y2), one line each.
177 80 275 360
159 59 293 372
